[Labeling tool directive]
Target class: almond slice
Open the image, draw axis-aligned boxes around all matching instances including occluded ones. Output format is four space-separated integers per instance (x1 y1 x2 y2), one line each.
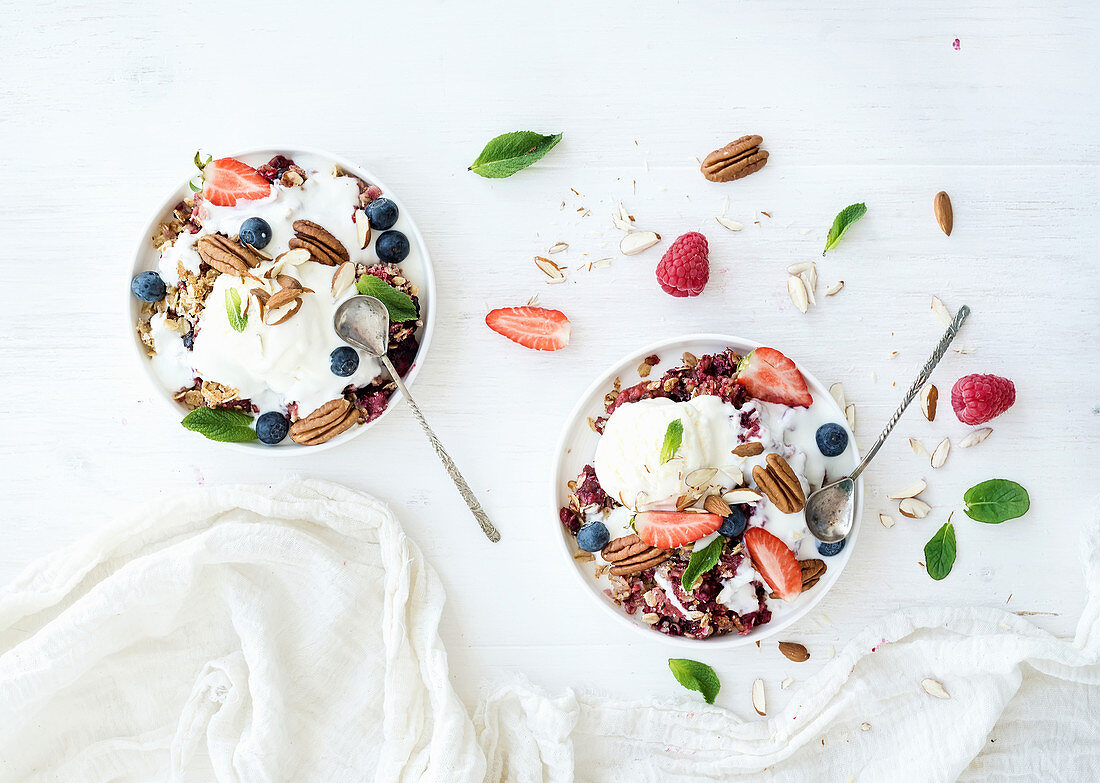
786 261 814 275
715 216 743 231
534 256 566 283
355 209 371 249
931 296 952 327
958 428 993 448
685 467 719 489
845 404 857 429
888 479 927 499
781 677 794 690
752 679 766 716
930 437 951 469
619 231 661 255
909 438 931 459
548 242 568 254
825 280 844 296
264 296 303 326
899 498 932 519
829 382 846 409
787 275 810 313
921 678 951 699
921 385 938 422
717 465 744 486
724 488 763 504
879 513 896 529
331 262 356 298
800 267 817 306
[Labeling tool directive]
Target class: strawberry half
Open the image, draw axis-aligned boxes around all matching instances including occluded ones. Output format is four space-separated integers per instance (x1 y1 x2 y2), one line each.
744 526 802 601
735 347 813 407
202 158 272 207
634 511 722 549
485 306 570 351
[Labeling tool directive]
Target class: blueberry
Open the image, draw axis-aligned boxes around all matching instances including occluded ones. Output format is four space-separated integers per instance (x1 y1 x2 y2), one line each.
817 538 847 557
330 346 360 377
375 230 410 263
239 217 272 249
718 505 749 538
364 197 399 231
255 412 290 445
577 521 611 552
815 422 849 457
130 271 167 303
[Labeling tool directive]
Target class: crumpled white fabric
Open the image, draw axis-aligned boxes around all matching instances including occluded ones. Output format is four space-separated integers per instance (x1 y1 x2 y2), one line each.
0 479 486 782
1 480 1097 783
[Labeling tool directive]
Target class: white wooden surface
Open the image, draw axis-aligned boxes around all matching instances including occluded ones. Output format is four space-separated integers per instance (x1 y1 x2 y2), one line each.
1 0 1097 724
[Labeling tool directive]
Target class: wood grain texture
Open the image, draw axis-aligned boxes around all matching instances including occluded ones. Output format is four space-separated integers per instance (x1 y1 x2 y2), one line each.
0 0 1097 722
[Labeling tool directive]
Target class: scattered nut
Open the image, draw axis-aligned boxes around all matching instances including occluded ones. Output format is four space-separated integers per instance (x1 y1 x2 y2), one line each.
909 438 931 459
355 209 371 249
931 296 952 327
933 191 953 236
778 641 810 662
787 275 810 314
879 513 896 528
958 428 993 448
751 678 767 716
702 135 769 182
619 231 661 255
715 216 743 231
787 261 814 275
845 404 857 429
331 262 356 298
921 385 938 422
921 678 951 699
829 382 846 409
888 479 927 499
724 488 764 504
548 242 569 254
825 280 844 296
780 677 794 690
899 498 932 519
534 256 566 283
931 437 951 469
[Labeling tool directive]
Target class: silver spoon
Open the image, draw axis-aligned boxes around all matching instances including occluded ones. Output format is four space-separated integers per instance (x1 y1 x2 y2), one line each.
334 295 500 542
805 305 971 543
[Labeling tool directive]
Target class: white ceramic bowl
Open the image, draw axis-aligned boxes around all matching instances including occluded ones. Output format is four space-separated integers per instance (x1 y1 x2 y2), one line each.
551 334 863 648
126 147 436 454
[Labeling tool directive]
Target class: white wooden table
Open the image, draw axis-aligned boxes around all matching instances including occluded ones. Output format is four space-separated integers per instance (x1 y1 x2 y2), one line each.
1 0 1097 721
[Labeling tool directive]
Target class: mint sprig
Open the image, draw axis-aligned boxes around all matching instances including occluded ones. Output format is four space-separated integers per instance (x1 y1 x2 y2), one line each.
181 407 257 443
924 516 957 580
823 202 867 255
668 658 721 704
356 274 418 322
469 131 562 178
660 419 683 464
225 288 247 332
963 479 1030 524
682 536 726 593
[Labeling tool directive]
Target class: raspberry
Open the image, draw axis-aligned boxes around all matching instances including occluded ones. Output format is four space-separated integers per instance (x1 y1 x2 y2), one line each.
950 374 1016 424
655 232 709 297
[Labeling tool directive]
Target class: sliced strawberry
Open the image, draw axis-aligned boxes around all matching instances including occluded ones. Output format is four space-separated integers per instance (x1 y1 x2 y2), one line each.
744 526 802 601
735 347 813 407
202 158 272 207
485 307 570 351
634 511 722 549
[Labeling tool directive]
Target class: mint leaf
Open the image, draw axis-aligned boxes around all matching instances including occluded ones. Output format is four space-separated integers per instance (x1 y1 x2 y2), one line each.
356 274 418 322
668 658 721 704
225 288 247 332
469 131 562 178
660 419 683 464
682 536 726 593
193 150 212 170
181 407 257 443
823 202 867 255
963 479 1030 523
924 518 957 580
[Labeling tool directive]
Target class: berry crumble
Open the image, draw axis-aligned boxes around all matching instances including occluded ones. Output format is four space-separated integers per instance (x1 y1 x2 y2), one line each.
560 347 857 639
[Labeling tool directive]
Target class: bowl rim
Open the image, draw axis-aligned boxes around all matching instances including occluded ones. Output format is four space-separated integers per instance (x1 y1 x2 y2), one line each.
125 145 437 455
550 333 864 649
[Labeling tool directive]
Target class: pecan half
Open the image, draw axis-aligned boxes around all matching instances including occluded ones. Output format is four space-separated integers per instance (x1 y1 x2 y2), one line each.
601 534 671 576
701 135 769 183
289 398 361 445
196 235 264 279
752 453 806 514
800 558 826 591
289 220 349 266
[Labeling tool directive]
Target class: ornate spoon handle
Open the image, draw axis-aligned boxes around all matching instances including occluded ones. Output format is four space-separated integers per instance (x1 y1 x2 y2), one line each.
380 356 501 542
848 305 970 481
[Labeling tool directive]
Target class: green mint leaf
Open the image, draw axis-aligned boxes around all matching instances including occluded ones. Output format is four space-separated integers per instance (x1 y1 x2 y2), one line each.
181 407 257 443
823 202 868 255
682 536 726 593
225 288 247 332
924 517 957 580
963 479 1030 524
469 131 563 178
355 274 418 322
188 179 202 193
660 419 684 464
193 150 212 170
668 658 721 705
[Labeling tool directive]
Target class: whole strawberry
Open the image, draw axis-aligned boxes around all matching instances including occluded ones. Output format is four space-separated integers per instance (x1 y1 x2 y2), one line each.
951 374 1016 424
655 232 709 297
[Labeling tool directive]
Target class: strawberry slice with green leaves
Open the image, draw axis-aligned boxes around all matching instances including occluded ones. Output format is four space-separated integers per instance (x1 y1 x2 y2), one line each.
744 526 803 601
735 347 813 407
485 306 570 351
634 511 722 549
202 158 272 207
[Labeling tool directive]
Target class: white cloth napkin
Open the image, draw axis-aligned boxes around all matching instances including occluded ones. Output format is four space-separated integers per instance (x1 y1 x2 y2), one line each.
1 480 1097 782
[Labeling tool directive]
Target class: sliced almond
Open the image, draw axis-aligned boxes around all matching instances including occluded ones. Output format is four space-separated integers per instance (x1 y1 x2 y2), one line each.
829 382 846 409
752 679 766 716
958 428 993 448
266 288 302 312
825 280 844 296
685 467 719 489
898 498 932 519
888 479 927 499
931 296 952 327
675 489 705 511
715 216 743 231
845 404 857 429
264 296 303 326
780 677 794 690
724 488 763 504
703 494 733 517
930 437 951 469
921 678 951 699
921 385 938 422
717 465 744 486
879 513 896 529
355 209 371 249
534 256 566 283
548 242 568 254
786 261 814 275
331 262 355 298
800 268 817 306
909 438 931 459
787 275 810 314
860 722 872 732
619 231 661 255
732 442 765 458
